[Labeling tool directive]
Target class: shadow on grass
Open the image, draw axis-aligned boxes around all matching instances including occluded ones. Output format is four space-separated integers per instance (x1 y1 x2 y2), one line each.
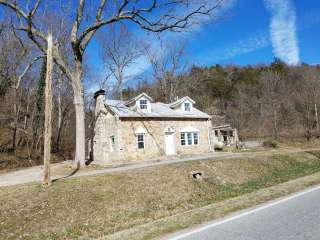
52 164 80 183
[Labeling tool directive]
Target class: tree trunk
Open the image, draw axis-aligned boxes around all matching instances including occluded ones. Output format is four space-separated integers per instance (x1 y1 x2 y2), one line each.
73 62 86 167
55 123 62 153
12 119 17 151
273 108 278 140
58 78 62 130
55 77 62 152
74 94 86 167
12 89 18 152
43 34 53 186
315 103 319 132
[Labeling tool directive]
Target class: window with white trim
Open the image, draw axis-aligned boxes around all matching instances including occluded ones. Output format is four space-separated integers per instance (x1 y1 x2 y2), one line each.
137 134 145 149
139 99 147 109
180 132 199 146
193 132 199 145
187 132 192 145
181 133 186 145
184 102 191 112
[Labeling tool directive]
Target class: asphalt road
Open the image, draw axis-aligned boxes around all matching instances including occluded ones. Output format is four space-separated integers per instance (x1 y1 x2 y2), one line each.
167 185 320 240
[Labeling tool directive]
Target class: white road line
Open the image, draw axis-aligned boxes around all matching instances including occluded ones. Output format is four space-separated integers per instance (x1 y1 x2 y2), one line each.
168 184 320 240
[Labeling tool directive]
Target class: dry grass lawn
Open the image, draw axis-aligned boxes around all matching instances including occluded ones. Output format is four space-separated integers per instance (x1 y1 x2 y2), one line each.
1 151 320 240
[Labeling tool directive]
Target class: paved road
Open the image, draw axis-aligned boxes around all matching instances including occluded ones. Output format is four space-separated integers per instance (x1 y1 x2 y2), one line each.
167 185 320 240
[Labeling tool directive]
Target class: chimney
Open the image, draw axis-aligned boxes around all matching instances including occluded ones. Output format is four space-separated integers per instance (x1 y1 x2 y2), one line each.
94 89 106 116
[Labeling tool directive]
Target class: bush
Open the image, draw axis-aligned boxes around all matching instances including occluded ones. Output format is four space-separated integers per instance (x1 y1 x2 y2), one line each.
263 139 278 148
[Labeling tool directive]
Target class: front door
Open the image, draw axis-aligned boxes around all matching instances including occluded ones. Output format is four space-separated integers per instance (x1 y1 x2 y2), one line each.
165 132 175 155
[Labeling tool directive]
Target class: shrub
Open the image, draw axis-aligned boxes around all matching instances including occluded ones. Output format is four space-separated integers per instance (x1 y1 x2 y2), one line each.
263 139 278 148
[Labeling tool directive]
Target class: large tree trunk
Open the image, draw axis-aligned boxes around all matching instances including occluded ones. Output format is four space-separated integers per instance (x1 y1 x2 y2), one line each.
73 62 86 167
74 94 86 167
43 34 53 186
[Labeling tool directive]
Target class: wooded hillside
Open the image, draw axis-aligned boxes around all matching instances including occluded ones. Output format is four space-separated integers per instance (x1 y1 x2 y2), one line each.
124 59 320 141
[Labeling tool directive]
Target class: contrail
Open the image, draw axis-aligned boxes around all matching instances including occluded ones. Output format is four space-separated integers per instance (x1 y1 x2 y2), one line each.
264 0 300 65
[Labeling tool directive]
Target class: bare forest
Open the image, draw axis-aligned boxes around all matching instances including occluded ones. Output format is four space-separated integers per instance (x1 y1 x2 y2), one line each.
0 1 319 172
0 0 226 171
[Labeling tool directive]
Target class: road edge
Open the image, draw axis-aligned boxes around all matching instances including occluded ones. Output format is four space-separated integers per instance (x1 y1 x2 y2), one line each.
98 171 320 240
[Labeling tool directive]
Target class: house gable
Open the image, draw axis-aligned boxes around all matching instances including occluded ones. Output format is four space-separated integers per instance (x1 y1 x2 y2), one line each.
169 96 195 114
125 92 153 113
135 95 152 113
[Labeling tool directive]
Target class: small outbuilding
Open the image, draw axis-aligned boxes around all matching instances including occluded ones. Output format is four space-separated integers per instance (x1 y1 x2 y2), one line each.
213 124 239 146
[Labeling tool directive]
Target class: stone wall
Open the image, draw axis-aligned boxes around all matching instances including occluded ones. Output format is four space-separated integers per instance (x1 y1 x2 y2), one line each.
93 111 119 163
94 108 213 164
117 118 212 162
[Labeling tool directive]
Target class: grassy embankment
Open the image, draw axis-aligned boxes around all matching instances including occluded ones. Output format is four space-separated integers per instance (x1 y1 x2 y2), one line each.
1 150 320 240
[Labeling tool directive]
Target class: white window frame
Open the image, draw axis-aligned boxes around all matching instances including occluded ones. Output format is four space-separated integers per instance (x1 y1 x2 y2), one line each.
193 132 199 145
184 102 191 112
137 134 145 149
180 133 186 145
180 132 199 146
139 99 148 110
187 132 192 145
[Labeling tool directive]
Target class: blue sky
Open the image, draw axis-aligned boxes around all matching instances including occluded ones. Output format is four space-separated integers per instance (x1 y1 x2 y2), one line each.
181 0 320 66
85 0 320 91
2 0 318 90
192 0 320 66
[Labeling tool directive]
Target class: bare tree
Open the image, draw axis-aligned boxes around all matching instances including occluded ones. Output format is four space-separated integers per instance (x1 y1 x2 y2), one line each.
144 40 188 102
0 0 225 167
43 33 53 186
259 70 285 139
99 25 141 100
53 70 73 153
0 25 42 153
291 67 320 140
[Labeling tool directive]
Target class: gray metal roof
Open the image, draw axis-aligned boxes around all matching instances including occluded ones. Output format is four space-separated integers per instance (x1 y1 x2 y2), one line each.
169 96 195 108
105 99 211 119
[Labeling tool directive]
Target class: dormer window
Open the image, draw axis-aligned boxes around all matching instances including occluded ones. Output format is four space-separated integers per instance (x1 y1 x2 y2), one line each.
140 99 148 109
184 102 191 112
169 96 195 113
126 93 153 113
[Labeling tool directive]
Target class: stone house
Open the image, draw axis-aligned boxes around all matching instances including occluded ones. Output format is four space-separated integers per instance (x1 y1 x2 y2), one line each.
92 90 215 164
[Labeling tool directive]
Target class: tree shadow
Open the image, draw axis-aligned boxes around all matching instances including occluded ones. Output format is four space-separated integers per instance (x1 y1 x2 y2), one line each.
52 164 80 183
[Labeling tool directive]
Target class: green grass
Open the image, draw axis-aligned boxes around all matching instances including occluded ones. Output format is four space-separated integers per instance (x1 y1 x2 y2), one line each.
217 153 320 198
1 151 320 240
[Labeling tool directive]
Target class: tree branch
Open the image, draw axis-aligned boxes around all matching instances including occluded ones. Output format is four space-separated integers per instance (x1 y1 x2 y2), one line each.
0 0 72 81
16 55 44 89
0 0 29 19
29 0 42 18
79 0 107 54
71 0 85 60
77 0 224 55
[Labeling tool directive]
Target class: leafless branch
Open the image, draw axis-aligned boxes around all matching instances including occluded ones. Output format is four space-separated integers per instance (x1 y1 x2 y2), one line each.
16 55 44 89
